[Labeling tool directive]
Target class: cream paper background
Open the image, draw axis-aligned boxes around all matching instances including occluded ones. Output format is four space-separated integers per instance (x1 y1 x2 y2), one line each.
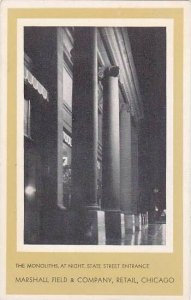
0 1 190 299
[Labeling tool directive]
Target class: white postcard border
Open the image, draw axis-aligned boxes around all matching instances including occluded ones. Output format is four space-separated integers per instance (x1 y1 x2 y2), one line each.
17 18 173 253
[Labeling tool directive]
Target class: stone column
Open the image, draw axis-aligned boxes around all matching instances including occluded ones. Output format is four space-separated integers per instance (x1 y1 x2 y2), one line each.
71 27 98 210
131 122 141 231
120 106 135 233
69 27 105 244
102 66 122 242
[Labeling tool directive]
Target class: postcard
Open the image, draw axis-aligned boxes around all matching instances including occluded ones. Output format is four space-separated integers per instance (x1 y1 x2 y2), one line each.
0 0 190 299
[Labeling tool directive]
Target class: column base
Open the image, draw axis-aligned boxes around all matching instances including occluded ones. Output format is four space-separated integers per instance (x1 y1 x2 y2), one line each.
145 211 149 226
121 213 125 239
135 213 142 231
124 214 135 234
97 211 106 245
141 213 145 225
141 212 148 228
105 211 123 243
41 208 105 245
66 209 106 245
148 211 156 224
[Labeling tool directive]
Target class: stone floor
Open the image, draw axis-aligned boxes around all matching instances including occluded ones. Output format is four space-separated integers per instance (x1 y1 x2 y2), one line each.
106 223 166 245
40 218 166 245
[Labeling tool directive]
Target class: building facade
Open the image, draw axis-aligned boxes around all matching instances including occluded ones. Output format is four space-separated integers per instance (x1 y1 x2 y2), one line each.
24 27 150 245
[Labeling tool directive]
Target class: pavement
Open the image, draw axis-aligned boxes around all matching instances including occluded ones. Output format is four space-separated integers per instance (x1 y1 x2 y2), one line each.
106 223 166 245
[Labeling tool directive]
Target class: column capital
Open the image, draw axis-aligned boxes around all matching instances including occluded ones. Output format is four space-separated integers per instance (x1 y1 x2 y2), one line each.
98 66 120 82
104 66 119 78
98 66 105 82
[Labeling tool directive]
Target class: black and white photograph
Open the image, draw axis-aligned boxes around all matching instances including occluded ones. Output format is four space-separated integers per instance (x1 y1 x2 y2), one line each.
24 26 166 246
1 1 191 298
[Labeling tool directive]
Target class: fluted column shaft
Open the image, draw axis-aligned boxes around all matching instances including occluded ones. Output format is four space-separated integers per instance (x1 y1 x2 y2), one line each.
131 122 139 214
102 67 120 211
120 107 132 212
